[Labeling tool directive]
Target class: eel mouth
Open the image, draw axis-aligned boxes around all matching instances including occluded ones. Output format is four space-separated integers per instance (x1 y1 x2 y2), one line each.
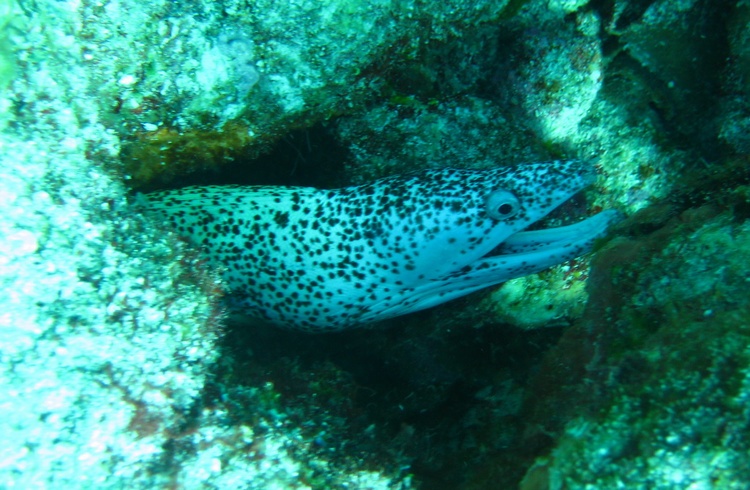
484 208 624 259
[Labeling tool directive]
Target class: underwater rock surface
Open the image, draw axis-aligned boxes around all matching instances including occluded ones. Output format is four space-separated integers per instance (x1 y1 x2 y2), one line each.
1 0 749 488
518 193 750 489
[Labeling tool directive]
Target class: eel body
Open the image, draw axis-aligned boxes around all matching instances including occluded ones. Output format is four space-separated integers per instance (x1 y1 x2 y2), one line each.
145 161 621 332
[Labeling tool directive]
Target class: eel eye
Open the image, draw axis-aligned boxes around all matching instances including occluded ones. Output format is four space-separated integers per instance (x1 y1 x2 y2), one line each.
485 189 520 220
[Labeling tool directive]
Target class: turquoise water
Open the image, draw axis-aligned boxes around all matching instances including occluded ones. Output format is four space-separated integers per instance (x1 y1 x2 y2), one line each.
0 0 748 488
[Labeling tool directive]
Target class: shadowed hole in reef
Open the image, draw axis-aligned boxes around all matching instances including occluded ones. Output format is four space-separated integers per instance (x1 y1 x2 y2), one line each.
143 120 572 487
146 123 349 191
207 312 564 489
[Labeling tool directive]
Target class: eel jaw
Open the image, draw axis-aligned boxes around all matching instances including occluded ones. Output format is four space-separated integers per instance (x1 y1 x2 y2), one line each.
475 209 625 278
368 209 624 322
493 209 624 257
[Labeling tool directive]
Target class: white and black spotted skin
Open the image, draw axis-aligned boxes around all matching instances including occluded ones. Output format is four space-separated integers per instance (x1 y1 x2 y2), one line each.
145 161 622 332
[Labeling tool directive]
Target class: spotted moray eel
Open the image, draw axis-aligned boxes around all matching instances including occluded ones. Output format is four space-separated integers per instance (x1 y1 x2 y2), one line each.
145 161 622 332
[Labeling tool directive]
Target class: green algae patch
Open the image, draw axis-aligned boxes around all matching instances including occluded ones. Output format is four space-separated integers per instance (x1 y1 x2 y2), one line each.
0 0 19 88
